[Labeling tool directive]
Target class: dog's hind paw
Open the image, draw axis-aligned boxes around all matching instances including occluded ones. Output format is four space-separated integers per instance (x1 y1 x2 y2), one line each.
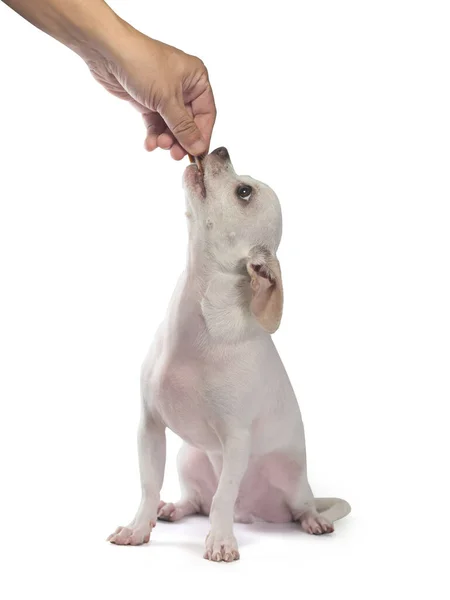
157 501 178 521
157 498 198 522
299 512 334 535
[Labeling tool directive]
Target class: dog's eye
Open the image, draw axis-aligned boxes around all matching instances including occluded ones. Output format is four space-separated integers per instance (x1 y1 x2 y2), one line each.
236 185 253 201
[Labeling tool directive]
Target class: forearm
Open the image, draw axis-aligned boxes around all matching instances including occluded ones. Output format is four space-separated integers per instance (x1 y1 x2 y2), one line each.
2 0 216 157
2 0 129 58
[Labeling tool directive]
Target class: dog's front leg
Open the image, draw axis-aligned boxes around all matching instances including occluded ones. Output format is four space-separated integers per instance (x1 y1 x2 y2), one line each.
108 411 166 545
205 431 250 562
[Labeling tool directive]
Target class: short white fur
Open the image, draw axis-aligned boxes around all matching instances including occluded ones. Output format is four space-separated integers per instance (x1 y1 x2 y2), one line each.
107 148 351 561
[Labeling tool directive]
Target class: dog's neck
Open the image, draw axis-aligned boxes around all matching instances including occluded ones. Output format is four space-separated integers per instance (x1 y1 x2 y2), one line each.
174 234 261 345
186 223 250 279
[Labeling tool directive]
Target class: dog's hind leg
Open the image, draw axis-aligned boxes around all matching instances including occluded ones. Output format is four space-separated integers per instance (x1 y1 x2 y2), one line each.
157 498 198 521
280 449 350 533
289 472 335 535
158 443 217 522
264 449 335 534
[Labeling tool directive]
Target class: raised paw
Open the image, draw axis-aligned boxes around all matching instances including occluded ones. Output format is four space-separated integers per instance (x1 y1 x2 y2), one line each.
107 523 153 546
204 531 240 563
299 512 334 535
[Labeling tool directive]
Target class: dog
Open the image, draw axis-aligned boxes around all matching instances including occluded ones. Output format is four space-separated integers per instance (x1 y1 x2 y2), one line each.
108 147 351 561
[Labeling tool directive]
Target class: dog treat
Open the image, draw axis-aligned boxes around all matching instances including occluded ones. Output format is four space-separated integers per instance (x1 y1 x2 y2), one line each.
188 154 204 174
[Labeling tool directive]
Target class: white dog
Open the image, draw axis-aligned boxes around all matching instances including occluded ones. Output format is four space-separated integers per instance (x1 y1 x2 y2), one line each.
108 147 351 561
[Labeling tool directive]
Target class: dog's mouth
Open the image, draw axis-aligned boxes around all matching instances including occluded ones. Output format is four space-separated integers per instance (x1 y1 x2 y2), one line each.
183 148 231 199
184 154 206 198
188 154 205 174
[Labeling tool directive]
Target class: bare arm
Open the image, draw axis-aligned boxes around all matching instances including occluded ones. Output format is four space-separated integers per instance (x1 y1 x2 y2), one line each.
2 0 216 158
2 0 125 58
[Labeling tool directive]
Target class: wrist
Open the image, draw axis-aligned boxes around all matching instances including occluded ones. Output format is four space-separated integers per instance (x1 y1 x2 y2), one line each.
75 10 162 75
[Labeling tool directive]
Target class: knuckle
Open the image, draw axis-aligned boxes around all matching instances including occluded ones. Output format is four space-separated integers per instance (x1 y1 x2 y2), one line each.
197 57 207 73
190 55 209 79
191 53 205 68
171 117 197 137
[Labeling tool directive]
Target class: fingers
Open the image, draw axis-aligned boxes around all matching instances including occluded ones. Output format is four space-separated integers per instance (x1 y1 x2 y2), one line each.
142 112 167 152
170 144 187 161
156 132 174 150
143 108 204 159
142 113 186 159
138 51 216 160
160 99 208 157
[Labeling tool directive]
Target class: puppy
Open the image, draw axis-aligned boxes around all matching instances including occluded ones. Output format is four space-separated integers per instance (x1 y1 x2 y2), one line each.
108 147 351 561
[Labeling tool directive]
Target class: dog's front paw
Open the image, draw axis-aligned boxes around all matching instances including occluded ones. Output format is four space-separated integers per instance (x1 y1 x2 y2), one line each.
299 512 334 535
107 523 153 546
204 531 240 562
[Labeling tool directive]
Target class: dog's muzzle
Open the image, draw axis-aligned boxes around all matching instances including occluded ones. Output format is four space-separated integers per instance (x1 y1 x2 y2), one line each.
211 146 230 161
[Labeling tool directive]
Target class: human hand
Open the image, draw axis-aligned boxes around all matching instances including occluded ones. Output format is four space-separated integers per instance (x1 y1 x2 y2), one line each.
86 29 216 160
3 1 215 159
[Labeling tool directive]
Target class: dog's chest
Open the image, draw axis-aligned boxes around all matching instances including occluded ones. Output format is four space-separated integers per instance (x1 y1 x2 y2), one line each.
143 280 285 450
148 353 222 450
146 335 263 451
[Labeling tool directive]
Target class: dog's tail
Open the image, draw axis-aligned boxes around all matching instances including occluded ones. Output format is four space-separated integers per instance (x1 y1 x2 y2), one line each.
315 497 351 522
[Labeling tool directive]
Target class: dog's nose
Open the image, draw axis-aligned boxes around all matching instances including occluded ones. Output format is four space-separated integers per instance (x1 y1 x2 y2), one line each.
211 146 230 160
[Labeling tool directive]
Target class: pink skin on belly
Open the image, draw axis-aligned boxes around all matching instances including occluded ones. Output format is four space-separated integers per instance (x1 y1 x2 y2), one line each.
160 447 304 524
234 454 299 523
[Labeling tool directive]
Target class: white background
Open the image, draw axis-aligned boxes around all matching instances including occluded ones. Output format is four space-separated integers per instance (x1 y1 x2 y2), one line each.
0 1 449 598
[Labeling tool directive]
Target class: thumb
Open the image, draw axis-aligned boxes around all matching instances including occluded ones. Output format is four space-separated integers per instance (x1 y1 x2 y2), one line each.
162 101 207 156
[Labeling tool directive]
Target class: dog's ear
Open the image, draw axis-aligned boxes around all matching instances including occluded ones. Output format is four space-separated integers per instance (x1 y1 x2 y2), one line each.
246 251 284 333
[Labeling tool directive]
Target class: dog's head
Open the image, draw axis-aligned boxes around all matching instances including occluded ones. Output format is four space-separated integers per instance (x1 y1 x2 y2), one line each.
183 147 283 333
